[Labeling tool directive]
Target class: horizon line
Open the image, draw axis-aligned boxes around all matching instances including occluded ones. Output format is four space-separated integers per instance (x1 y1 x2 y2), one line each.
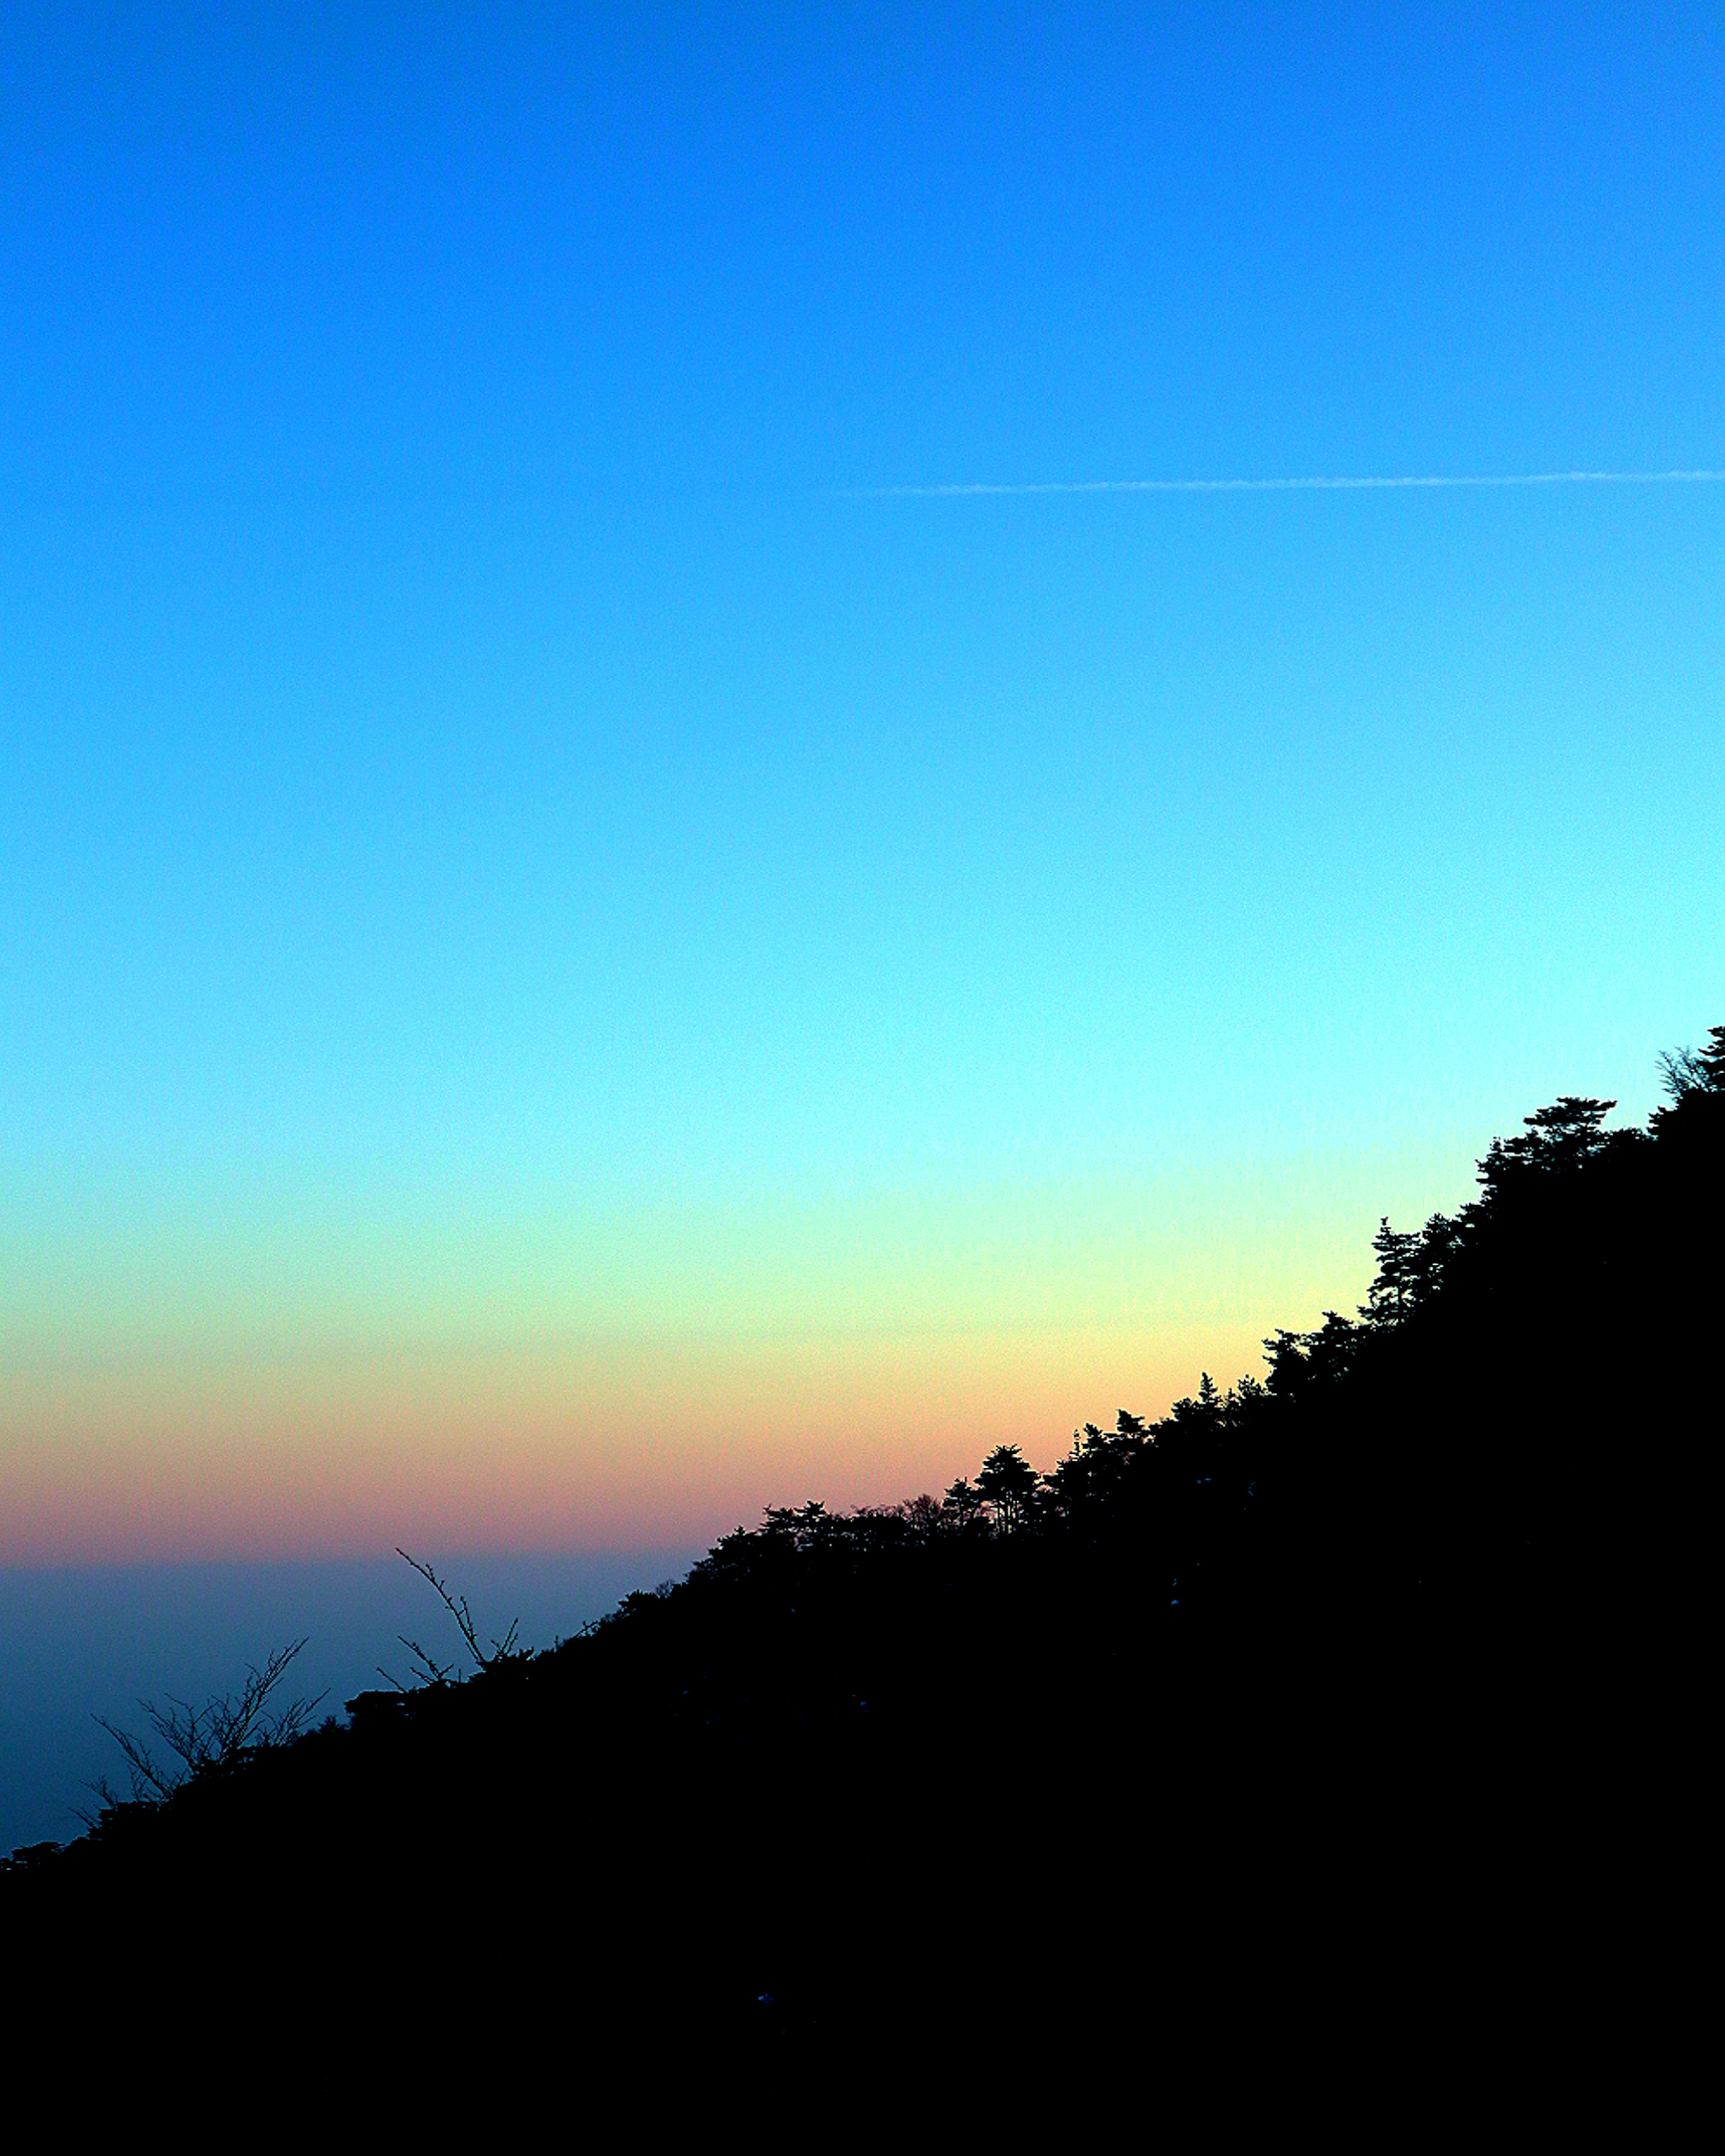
837 468 1725 499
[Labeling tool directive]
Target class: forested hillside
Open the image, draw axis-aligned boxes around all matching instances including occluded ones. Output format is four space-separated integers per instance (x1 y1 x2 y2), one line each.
9 1031 1720 2097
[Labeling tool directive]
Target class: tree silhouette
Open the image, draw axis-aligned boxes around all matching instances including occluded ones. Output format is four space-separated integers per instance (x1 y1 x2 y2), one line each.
976 1444 1039 1532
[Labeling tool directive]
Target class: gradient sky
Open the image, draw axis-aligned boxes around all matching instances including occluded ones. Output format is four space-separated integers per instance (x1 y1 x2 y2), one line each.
3 3 1722 1564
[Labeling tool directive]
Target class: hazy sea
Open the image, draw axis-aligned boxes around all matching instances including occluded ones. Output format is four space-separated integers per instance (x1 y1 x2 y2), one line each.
0 1551 698 1853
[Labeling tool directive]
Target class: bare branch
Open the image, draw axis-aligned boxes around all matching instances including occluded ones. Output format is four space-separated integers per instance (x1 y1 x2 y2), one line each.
396 1550 524 1674
394 1633 461 1688
88 1638 322 1813
1657 1045 1707 1101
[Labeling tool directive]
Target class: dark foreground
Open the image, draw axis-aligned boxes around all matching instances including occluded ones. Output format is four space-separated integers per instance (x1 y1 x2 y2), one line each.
8 1036 1717 2118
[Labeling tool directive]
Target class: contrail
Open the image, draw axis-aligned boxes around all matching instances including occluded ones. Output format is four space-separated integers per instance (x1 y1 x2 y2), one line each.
841 468 1725 498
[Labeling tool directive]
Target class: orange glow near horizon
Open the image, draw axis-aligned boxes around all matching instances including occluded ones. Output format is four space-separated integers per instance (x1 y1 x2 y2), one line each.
2 1138 1486 1566
0 1320 1278 1564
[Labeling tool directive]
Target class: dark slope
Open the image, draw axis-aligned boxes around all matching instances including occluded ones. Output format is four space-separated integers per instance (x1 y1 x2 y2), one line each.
8 1033 1720 2106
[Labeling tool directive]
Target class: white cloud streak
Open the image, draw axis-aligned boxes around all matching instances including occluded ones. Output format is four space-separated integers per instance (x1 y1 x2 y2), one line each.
840 468 1725 499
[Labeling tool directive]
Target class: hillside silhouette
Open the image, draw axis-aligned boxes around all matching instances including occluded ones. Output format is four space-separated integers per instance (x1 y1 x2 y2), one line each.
8 1029 1719 2110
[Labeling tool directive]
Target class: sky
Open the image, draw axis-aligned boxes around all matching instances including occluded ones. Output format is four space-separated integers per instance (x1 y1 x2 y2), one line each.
3 3 1722 1582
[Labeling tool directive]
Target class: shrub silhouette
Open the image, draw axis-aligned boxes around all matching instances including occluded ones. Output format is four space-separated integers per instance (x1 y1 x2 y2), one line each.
381 1548 525 1689
84 1639 324 1817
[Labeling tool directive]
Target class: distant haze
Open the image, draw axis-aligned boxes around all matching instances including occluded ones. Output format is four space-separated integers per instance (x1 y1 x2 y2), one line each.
0 1551 698 1851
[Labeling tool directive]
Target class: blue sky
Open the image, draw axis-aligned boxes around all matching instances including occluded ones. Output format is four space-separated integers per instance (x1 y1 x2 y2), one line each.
1 3 1721 1576
6 6 1722 494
